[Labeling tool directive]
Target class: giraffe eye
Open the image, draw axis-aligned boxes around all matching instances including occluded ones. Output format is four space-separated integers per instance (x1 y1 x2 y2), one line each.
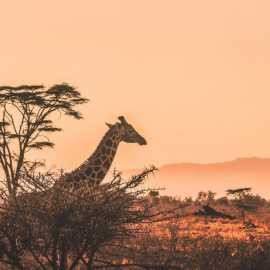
128 126 134 132
128 129 134 135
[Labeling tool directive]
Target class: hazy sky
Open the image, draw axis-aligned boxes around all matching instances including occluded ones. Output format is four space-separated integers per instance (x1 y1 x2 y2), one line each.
1 1 270 171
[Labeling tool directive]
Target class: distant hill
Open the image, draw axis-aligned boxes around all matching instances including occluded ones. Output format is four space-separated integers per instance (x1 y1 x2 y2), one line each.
121 157 270 199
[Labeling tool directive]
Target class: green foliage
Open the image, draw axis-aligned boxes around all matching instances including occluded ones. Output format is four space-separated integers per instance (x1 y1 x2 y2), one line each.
183 196 193 205
149 190 159 197
196 190 216 206
226 188 261 223
241 193 268 207
216 196 229 206
226 187 252 198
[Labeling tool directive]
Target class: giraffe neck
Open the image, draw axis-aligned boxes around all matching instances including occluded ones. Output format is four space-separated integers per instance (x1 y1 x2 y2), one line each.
68 126 122 185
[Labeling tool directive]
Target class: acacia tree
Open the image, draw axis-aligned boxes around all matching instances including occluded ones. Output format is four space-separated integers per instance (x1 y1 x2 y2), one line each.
0 84 88 198
0 165 182 270
226 187 256 223
196 190 216 206
0 84 182 270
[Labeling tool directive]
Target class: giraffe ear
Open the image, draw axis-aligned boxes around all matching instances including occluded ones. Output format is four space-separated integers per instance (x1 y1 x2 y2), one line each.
105 122 113 129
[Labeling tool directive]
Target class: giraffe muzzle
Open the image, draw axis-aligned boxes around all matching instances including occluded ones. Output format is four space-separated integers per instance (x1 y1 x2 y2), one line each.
138 137 147 145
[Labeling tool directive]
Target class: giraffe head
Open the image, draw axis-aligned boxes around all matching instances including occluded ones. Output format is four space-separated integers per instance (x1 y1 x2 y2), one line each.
106 116 147 145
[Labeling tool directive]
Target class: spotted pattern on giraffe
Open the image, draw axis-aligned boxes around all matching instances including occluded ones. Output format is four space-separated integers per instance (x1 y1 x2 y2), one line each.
104 160 110 169
97 171 105 179
57 116 147 187
106 139 113 147
85 167 92 176
81 173 87 179
94 159 101 166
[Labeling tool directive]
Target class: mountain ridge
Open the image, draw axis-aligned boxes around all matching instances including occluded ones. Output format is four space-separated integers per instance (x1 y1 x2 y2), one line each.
120 157 270 198
124 157 270 173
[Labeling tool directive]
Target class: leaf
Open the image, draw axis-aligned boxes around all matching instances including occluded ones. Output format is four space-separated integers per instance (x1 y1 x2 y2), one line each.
0 85 44 91
47 83 79 97
38 127 62 132
56 100 72 109
236 203 257 211
29 141 55 150
70 97 89 104
226 188 251 195
40 120 53 125
64 110 83 119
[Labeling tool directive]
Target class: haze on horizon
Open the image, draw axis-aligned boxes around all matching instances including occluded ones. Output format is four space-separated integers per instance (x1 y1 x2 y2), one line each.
1 1 270 174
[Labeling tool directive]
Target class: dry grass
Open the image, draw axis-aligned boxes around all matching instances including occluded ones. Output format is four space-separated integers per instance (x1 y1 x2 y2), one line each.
131 202 270 269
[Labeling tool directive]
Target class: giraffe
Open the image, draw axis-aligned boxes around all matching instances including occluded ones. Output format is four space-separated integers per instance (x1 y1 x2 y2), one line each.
63 116 147 185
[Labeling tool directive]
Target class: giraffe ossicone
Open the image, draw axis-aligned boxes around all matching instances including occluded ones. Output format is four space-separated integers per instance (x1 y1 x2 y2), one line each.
64 116 147 185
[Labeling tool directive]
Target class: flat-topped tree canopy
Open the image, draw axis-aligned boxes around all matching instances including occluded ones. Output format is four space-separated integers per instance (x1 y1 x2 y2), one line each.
0 83 88 196
226 188 252 195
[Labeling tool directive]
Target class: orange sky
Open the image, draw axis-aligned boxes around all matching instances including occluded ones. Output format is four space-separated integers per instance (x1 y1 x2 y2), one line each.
1 1 270 171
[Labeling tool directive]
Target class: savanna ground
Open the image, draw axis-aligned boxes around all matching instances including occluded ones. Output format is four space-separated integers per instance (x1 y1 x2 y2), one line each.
128 192 270 270
0 84 269 269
